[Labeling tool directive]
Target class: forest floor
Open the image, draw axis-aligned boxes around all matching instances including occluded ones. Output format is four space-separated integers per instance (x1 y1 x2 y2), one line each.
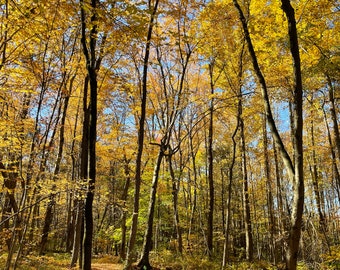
67 255 124 270
88 263 123 270
0 253 125 270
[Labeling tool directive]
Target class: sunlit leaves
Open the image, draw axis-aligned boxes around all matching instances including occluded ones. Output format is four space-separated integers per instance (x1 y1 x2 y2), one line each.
0 0 338 267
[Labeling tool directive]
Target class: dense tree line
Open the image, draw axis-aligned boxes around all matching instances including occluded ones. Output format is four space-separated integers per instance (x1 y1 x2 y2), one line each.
0 0 339 269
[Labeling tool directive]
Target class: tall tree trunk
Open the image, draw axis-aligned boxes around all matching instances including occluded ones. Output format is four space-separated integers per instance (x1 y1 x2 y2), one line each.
168 154 183 254
233 0 304 268
138 148 164 269
326 75 340 197
281 2 304 269
263 116 276 263
273 140 287 263
240 104 253 262
327 75 340 165
207 63 214 257
65 191 75 253
222 43 245 267
79 0 106 267
125 1 159 268
70 74 89 268
67 94 82 253
119 156 131 260
82 54 97 270
187 129 198 249
322 103 340 199
309 119 325 227
70 200 84 268
222 112 239 268
232 0 294 180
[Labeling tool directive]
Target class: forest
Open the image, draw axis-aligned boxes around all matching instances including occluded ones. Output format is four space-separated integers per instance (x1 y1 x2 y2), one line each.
0 0 339 269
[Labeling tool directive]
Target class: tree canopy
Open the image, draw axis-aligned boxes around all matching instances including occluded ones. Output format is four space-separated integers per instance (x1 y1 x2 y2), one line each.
0 0 339 269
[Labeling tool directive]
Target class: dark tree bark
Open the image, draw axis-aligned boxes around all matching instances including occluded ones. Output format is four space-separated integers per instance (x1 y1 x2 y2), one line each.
79 0 106 268
82 57 97 270
80 0 98 267
207 62 214 257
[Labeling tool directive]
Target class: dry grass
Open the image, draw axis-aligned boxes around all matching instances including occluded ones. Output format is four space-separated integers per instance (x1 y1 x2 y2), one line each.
0 253 124 270
91 263 124 270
